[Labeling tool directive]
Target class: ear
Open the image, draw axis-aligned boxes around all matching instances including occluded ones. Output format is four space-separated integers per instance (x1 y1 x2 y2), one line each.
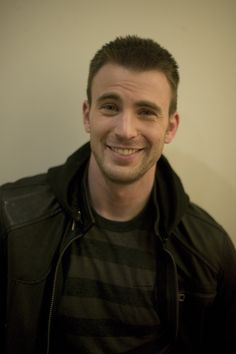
164 112 180 144
83 100 91 133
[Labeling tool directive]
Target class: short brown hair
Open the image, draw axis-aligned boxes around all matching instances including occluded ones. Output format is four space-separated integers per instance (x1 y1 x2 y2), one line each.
86 35 180 115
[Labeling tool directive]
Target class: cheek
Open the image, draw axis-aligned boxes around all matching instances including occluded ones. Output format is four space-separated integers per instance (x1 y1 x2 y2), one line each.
89 121 110 143
91 116 115 135
145 125 167 144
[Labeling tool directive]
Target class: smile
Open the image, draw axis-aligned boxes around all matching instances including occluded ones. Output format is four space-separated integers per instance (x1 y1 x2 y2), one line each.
108 146 141 156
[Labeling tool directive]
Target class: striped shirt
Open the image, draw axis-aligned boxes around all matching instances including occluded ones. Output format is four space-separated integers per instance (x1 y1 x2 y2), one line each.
56 201 164 353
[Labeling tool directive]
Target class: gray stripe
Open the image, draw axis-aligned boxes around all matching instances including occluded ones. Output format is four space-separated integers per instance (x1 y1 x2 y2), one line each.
73 238 157 269
63 277 154 307
59 296 160 325
68 254 156 288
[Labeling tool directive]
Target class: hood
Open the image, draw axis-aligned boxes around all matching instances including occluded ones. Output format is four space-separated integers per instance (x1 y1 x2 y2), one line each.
155 156 189 235
47 142 189 235
47 143 91 223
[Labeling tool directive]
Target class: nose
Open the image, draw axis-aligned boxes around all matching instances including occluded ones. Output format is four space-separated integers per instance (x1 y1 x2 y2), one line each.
114 111 138 140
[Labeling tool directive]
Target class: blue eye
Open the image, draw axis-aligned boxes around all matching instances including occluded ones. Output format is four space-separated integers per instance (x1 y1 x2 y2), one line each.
139 109 157 118
105 104 117 110
140 109 152 115
100 103 119 115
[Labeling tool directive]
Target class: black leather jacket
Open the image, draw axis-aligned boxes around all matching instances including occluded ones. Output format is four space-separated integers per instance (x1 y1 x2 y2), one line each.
1 143 236 354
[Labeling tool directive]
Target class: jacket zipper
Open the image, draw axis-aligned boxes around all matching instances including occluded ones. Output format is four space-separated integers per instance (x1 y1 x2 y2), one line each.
162 240 180 341
167 247 179 339
45 224 86 354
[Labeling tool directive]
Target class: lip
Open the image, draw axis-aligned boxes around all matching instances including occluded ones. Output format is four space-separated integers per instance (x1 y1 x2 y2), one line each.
107 145 142 156
106 144 143 164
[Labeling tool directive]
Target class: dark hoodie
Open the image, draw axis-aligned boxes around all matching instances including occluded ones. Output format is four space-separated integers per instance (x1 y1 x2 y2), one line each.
0 143 235 354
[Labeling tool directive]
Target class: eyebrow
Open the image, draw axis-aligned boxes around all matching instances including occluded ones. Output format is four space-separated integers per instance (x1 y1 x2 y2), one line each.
97 93 122 104
96 93 163 115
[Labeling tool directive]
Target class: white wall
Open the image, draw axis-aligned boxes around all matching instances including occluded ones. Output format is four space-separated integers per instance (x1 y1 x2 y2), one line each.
1 0 235 244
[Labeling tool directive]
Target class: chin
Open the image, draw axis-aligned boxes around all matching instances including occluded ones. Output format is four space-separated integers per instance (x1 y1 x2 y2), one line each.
102 168 148 185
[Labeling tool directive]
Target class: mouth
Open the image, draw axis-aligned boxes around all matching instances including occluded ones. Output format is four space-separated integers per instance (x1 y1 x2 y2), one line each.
107 145 142 156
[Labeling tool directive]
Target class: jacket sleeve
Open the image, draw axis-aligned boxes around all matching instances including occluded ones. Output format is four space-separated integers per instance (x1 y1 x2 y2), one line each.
205 234 236 354
0 188 7 351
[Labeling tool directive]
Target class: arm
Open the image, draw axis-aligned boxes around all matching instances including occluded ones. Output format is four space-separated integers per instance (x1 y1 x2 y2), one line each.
0 189 7 351
205 235 236 354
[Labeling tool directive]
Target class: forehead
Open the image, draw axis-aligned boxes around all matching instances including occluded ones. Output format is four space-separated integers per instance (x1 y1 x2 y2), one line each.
91 63 172 104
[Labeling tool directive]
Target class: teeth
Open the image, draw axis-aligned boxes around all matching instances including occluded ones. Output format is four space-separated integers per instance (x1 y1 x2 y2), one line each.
111 147 138 155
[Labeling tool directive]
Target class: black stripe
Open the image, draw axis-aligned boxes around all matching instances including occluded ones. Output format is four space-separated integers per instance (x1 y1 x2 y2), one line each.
59 315 160 337
64 277 153 307
68 255 156 288
76 238 156 269
93 205 154 232
59 297 160 324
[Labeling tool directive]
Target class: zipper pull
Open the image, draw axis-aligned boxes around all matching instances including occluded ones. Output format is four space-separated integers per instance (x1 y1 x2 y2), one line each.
178 293 186 302
71 210 82 231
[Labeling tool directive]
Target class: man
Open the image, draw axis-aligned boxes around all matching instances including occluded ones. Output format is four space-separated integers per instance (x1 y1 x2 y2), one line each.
0 36 235 354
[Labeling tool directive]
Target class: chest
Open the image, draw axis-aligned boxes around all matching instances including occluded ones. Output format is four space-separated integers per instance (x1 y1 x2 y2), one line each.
57 223 162 353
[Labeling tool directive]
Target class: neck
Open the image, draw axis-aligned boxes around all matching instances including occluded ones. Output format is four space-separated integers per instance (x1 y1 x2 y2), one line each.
87 161 156 222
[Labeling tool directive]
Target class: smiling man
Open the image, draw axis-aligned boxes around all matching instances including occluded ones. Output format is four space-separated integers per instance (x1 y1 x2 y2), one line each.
83 63 179 221
1 36 236 354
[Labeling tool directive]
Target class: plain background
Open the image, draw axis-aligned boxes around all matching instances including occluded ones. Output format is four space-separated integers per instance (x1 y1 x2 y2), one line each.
1 0 235 245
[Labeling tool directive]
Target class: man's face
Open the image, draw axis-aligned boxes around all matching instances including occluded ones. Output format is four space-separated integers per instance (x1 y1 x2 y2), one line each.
83 63 179 185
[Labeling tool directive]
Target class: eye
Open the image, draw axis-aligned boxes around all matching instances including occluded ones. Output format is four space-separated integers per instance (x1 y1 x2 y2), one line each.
138 108 157 119
100 103 119 115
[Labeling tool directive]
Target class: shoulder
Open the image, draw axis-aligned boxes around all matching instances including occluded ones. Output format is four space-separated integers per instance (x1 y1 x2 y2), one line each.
0 174 61 231
176 202 236 269
185 202 226 234
183 202 228 241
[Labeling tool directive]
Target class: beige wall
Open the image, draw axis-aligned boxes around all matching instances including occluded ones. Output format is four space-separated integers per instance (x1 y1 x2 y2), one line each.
1 0 235 244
